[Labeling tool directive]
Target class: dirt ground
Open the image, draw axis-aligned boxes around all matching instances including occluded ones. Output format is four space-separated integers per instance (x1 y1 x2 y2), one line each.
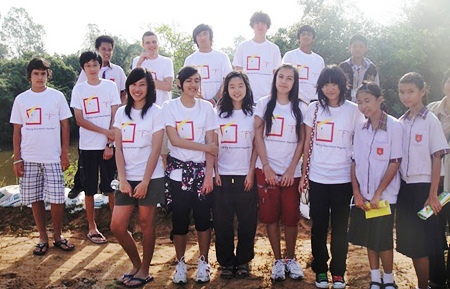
0 206 420 289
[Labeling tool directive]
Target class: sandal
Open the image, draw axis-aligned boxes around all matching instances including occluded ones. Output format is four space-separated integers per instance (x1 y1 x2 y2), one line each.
220 265 235 279
235 263 250 278
369 281 383 289
87 232 107 244
115 273 135 285
124 276 154 288
53 239 75 251
33 243 49 256
383 283 398 289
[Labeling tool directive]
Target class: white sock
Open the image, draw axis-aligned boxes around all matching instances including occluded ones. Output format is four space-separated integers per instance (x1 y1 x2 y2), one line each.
371 269 381 283
383 272 394 284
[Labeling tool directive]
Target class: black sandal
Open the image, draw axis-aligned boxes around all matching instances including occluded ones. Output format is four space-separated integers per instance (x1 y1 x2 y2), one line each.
235 263 250 278
53 239 75 251
383 283 398 289
220 265 235 279
33 243 49 256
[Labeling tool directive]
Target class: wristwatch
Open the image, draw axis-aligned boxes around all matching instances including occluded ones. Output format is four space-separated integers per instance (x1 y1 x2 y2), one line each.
106 143 114 148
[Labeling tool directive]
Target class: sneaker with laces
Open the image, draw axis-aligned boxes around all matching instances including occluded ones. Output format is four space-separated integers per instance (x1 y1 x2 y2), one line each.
315 272 330 288
285 258 304 280
195 255 211 283
332 275 346 289
271 259 286 282
173 257 188 284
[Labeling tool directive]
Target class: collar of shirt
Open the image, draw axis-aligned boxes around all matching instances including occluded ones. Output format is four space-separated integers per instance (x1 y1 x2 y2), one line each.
362 111 388 131
349 57 370 69
400 106 429 120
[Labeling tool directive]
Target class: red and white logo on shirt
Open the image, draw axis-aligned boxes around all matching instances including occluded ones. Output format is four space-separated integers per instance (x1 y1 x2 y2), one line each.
246 55 261 71
415 134 422 142
122 122 136 143
83 96 100 115
26 106 42 125
197 64 210 79
297 65 310 80
220 123 238 143
316 120 334 142
176 120 195 140
267 115 284 137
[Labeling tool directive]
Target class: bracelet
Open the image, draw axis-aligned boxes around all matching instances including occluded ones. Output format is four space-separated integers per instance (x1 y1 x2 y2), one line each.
13 159 23 165
262 162 269 168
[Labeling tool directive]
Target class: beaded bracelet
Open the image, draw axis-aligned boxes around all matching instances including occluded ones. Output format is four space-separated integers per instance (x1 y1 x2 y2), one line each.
13 159 23 165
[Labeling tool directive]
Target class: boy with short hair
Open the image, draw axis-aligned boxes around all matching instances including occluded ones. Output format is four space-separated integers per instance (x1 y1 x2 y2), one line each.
10 57 74 255
70 51 121 244
184 23 232 105
338 34 380 102
233 11 281 102
282 24 325 103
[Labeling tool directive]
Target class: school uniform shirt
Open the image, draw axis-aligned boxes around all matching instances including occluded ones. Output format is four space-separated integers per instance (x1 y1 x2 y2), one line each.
353 112 403 204
428 97 450 191
77 63 126 95
232 39 281 102
162 98 218 181
304 100 365 184
184 50 232 100
113 105 165 181
70 79 121 150
282 48 325 103
216 109 254 175
10 87 72 163
399 107 450 184
254 96 307 177
132 55 174 106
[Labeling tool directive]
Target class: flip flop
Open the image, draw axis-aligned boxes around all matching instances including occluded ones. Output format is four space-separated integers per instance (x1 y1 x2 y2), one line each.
33 243 49 256
53 239 75 251
124 276 154 288
115 273 135 285
86 232 107 244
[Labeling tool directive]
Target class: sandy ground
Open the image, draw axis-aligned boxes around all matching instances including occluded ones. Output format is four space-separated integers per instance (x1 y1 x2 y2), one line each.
0 206 420 289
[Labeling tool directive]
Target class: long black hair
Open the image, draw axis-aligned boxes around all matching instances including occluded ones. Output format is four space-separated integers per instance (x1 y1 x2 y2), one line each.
217 71 254 118
124 67 156 119
316 65 347 114
263 64 303 141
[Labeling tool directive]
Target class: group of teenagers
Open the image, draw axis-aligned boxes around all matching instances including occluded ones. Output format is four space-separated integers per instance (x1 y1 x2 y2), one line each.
9 10 450 289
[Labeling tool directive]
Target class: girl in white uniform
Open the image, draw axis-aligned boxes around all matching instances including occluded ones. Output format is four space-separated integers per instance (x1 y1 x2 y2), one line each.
254 63 306 282
299 65 364 289
111 68 165 287
213 71 257 279
348 82 403 289
162 66 219 284
396 72 450 289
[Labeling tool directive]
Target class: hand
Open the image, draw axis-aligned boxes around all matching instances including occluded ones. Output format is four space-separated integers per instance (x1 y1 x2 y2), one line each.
425 194 442 215
299 175 308 192
201 176 214 194
214 174 222 186
263 164 277 187
119 181 133 197
139 51 150 61
281 167 295 187
244 171 254 191
103 147 113 160
205 143 219 156
369 194 382 209
61 152 70 171
354 192 369 211
133 181 149 199
13 162 24 177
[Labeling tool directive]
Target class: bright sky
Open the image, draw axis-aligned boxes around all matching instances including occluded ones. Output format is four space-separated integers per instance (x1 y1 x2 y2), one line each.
1 0 404 55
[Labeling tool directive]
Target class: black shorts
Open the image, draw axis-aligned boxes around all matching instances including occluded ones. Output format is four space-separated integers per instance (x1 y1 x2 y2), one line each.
115 178 165 207
170 180 213 235
396 181 443 258
79 149 116 196
348 204 396 252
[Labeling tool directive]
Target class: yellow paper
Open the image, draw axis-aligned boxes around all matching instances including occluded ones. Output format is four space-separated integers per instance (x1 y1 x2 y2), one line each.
365 200 391 219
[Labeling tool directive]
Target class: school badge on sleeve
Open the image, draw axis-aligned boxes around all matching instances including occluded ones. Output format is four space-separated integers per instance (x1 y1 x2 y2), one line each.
415 134 422 142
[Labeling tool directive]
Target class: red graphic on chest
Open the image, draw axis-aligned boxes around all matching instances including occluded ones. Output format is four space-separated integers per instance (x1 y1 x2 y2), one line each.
377 148 384 155
415 134 422 142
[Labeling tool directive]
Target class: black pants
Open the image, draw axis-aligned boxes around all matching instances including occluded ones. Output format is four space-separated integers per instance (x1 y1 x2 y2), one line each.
212 175 258 267
309 180 353 276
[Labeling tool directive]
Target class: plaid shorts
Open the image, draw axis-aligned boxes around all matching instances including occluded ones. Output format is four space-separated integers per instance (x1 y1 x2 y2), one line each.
20 161 65 205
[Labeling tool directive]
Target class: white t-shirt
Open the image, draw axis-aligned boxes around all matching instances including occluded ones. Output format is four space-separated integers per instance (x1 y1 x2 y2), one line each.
184 50 232 100
232 39 281 102
162 98 218 180
10 87 72 163
353 113 403 204
77 63 126 95
132 55 174 106
216 109 254 175
399 108 450 183
254 96 307 177
304 101 364 184
282 48 325 102
70 79 121 150
113 105 165 181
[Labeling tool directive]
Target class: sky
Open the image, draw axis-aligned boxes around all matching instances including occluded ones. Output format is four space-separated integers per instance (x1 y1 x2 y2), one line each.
1 0 405 55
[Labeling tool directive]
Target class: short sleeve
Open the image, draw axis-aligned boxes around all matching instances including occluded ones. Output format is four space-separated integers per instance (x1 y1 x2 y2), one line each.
10 97 22 125
205 102 219 131
254 97 268 119
164 58 175 79
303 102 316 128
113 107 124 129
429 114 450 155
70 86 82 110
152 106 166 133
58 92 72 120
232 43 244 67
273 45 282 69
162 101 176 128
390 120 403 160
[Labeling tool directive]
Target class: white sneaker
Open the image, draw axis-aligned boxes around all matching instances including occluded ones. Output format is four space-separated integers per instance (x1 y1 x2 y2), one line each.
195 255 211 283
173 256 188 284
285 258 304 280
271 259 286 281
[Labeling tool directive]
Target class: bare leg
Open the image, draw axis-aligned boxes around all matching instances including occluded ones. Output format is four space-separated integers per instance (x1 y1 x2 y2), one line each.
285 225 298 259
173 234 187 260
197 229 211 260
108 193 115 212
367 249 380 270
379 250 394 274
133 205 157 281
413 256 429 289
50 203 65 241
31 200 48 243
266 222 282 260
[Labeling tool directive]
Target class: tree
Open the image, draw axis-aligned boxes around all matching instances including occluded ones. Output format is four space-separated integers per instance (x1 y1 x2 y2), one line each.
0 7 46 58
